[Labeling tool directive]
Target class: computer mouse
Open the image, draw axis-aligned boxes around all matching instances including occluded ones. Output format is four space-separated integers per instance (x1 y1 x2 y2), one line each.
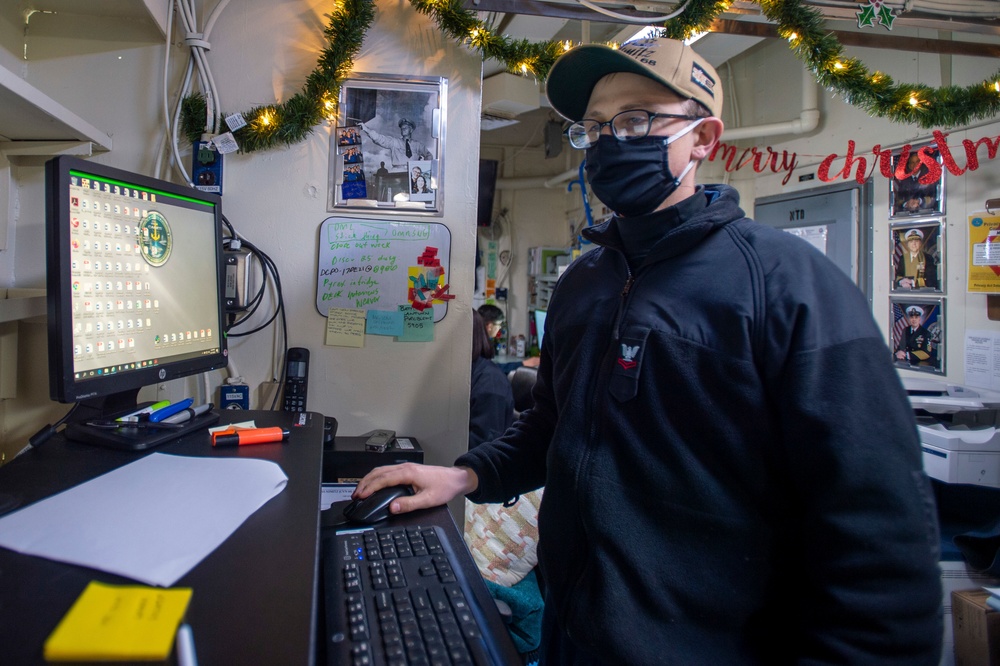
342 484 414 525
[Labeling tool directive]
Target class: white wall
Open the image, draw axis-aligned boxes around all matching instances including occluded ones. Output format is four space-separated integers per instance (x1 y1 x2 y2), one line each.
0 0 484 480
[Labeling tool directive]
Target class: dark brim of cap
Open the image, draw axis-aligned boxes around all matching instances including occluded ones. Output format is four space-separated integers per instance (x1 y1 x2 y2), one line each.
546 45 683 122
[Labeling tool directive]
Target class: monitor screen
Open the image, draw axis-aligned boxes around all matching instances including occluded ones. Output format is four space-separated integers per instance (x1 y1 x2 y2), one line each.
45 156 227 443
533 309 547 350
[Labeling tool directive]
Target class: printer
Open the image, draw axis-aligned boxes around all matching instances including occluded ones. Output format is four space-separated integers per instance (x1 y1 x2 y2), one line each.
906 378 1000 487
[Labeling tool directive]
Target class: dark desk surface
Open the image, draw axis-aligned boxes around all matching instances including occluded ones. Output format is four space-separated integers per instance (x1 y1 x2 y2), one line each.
0 410 324 665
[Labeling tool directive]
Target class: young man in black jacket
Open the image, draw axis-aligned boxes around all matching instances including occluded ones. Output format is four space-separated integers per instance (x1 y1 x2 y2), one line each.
354 37 943 664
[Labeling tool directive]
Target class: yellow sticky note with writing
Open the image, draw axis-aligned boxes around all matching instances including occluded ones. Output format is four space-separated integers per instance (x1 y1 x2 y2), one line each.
44 581 192 661
325 306 365 347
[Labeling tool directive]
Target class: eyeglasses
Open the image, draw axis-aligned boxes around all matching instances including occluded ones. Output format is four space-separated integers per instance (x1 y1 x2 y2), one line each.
566 109 700 149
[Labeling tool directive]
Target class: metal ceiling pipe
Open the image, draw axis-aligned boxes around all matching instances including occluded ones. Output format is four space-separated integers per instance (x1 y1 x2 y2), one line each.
496 167 579 190
722 66 820 141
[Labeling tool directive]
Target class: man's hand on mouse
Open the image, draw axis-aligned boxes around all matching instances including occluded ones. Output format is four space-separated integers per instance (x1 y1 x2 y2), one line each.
353 463 478 515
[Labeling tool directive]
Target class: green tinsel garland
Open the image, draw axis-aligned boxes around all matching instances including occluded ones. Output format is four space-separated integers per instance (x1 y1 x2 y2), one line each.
180 0 1000 154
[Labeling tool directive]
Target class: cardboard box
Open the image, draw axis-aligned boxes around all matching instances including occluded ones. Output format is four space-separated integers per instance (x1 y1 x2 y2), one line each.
953 589 1000 665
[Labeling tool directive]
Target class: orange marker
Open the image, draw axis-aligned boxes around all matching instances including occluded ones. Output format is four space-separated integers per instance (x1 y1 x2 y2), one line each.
212 427 290 447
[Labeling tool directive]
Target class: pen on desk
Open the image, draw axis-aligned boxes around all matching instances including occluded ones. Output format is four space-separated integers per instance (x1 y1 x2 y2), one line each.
161 403 214 425
176 623 198 666
148 398 194 423
212 427 291 447
86 420 184 429
116 399 171 422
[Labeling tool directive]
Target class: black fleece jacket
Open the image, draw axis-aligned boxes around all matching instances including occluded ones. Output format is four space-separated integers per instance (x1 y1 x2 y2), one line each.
456 185 942 664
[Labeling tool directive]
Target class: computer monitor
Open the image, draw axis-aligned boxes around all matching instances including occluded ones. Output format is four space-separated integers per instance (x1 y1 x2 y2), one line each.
45 155 228 449
533 309 547 350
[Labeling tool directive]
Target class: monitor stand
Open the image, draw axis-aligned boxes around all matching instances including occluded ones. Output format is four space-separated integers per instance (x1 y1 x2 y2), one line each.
64 390 220 452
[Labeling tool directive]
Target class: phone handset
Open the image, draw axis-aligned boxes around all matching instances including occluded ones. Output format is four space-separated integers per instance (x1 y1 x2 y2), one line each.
282 347 310 412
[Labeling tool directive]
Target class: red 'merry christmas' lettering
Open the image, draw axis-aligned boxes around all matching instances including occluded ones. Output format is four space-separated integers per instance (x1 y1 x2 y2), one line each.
818 130 1000 184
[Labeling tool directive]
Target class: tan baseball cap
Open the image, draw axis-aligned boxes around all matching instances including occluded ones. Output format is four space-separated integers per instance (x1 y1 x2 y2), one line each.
545 37 723 121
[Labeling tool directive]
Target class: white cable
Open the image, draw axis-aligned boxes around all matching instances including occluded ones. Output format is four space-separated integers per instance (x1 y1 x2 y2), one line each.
161 0 230 185
576 0 694 24
156 0 175 180
170 56 196 184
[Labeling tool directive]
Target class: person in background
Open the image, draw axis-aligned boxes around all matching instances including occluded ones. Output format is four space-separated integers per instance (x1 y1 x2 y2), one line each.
412 175 431 194
469 310 515 450
895 228 939 290
478 304 540 374
894 151 939 214
359 117 433 168
895 305 937 367
354 36 942 664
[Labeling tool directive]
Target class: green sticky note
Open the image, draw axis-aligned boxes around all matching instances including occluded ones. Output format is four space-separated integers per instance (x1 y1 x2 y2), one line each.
397 305 433 342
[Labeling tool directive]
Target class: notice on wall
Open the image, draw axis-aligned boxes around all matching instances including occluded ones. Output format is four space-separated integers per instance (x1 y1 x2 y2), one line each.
968 213 1000 293
316 217 452 323
965 329 1000 391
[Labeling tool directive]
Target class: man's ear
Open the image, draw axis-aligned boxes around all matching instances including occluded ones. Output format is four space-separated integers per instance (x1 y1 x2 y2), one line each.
690 117 724 161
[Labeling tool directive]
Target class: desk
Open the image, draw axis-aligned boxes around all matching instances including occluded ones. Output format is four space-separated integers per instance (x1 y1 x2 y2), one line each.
0 410 323 665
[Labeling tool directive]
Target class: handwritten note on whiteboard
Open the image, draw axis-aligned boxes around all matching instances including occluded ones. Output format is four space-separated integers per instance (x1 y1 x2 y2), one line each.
315 217 452 322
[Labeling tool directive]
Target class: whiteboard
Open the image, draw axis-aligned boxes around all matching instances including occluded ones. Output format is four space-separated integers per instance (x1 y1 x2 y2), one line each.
315 217 452 322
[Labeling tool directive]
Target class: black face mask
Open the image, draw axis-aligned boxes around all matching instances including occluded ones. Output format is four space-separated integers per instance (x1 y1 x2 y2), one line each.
584 119 702 218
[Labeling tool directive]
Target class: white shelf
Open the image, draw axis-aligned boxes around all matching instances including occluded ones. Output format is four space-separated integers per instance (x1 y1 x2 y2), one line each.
0 63 112 152
28 0 167 36
0 289 45 324
0 0 169 154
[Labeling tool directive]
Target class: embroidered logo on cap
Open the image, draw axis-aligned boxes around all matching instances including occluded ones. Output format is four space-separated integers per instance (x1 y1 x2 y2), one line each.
690 62 716 99
618 343 640 370
621 42 657 67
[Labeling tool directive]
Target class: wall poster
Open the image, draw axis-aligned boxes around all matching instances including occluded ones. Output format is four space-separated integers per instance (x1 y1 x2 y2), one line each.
890 296 945 375
889 145 945 219
889 219 944 293
968 213 1000 293
328 74 447 216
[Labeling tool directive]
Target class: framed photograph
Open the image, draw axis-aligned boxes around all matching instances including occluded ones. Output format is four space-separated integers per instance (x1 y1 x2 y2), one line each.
890 145 945 218
890 297 945 375
889 219 944 293
328 73 447 216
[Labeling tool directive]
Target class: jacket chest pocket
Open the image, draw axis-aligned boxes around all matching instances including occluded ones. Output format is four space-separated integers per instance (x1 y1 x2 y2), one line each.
609 326 650 403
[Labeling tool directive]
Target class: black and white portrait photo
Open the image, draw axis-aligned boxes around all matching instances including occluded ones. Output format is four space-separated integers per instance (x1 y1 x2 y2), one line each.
328 74 446 215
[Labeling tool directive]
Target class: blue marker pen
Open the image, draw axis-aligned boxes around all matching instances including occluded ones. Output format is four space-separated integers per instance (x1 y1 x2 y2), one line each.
149 398 194 423
116 399 171 422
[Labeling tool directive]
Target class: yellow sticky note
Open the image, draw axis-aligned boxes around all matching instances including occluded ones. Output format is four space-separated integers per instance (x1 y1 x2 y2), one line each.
325 306 366 347
44 581 192 661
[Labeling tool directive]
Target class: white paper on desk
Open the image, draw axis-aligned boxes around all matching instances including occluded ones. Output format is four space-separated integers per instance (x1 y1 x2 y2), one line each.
0 453 287 587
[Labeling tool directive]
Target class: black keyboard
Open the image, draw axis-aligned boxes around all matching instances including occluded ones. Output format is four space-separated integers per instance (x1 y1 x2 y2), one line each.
323 525 502 666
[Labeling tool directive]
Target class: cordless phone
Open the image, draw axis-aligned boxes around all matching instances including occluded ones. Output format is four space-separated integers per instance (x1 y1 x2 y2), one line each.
282 347 310 412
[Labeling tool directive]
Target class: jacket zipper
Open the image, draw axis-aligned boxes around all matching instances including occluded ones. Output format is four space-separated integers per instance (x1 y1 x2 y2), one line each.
613 273 635 340
564 261 635 640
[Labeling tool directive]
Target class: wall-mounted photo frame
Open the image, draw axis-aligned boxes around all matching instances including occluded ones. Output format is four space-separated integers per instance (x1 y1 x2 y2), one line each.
889 219 944 293
328 73 447 216
890 296 945 375
890 145 945 219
